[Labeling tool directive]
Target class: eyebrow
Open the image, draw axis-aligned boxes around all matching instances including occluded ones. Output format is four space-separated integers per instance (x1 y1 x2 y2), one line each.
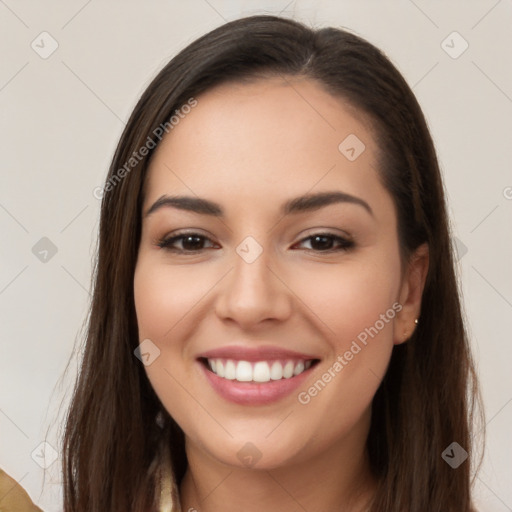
144 191 374 218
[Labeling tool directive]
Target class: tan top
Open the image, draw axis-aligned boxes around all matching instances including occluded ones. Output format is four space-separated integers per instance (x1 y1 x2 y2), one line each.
0 469 43 512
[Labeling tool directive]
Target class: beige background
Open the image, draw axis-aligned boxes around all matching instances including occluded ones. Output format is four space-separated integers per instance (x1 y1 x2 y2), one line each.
1 1 511 510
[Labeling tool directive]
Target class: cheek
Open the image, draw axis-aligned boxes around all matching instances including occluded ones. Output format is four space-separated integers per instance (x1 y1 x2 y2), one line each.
134 258 207 341
297 256 401 348
133 258 200 426
292 252 402 413
133 259 194 389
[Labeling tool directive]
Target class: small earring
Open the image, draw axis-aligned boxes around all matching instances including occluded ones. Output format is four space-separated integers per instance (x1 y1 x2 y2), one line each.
156 410 165 429
414 318 419 325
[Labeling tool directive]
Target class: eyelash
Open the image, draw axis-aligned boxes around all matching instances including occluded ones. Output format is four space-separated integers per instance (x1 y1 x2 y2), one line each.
155 231 354 254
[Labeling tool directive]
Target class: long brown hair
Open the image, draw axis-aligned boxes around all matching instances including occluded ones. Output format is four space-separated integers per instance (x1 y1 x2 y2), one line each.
62 15 483 511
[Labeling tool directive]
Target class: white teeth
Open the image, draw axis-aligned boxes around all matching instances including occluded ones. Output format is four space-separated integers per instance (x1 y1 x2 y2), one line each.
293 361 305 376
225 360 236 380
283 361 294 378
269 361 283 380
253 361 271 382
235 361 252 382
216 360 225 377
205 358 314 382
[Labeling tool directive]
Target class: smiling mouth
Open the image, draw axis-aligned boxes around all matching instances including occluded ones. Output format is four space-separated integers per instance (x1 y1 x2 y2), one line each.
198 357 320 383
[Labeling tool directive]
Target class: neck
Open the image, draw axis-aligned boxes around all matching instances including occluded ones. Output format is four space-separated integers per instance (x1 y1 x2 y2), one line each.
179 411 377 512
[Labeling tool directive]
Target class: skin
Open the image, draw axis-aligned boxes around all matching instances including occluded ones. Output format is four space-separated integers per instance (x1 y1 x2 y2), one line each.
134 77 429 512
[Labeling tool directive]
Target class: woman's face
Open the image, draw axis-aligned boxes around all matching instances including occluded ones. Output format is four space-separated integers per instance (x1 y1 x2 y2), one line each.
134 77 418 470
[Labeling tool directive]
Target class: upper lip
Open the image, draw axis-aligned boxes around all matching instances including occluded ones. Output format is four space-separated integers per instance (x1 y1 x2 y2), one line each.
198 345 320 362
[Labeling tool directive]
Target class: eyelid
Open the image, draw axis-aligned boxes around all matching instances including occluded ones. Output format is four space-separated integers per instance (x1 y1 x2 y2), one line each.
299 226 353 241
154 229 218 250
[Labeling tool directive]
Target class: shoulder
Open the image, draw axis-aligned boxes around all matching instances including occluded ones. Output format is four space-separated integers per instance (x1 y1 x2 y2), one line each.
0 468 43 512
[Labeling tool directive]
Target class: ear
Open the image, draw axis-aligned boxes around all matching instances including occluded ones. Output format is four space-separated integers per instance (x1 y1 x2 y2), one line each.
394 243 429 345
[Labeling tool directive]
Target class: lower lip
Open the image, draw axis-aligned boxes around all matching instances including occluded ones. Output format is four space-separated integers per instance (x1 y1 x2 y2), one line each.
199 361 315 405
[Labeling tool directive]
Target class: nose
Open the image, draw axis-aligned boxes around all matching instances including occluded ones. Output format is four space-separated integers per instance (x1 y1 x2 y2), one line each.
214 242 293 329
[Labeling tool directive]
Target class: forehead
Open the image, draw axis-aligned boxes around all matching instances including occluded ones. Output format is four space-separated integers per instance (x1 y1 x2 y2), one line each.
143 77 385 215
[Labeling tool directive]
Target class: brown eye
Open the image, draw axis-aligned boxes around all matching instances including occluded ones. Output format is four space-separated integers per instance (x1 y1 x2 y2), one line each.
295 233 354 252
156 232 217 252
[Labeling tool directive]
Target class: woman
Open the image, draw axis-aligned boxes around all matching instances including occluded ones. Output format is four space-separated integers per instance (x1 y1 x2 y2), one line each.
57 14 481 512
